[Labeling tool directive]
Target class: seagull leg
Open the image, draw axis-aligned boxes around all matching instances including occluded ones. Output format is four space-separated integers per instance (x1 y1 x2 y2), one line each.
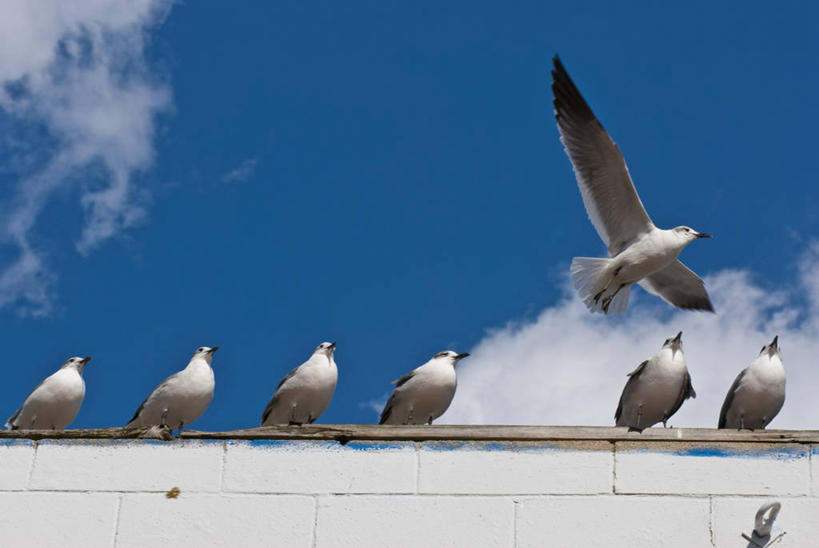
160 409 169 428
636 405 643 430
177 421 184 438
739 415 745 431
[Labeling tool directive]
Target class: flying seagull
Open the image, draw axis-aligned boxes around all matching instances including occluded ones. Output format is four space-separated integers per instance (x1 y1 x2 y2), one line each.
261 341 338 426
126 346 218 434
6 356 91 430
551 56 714 314
615 332 695 432
379 350 469 425
719 335 785 430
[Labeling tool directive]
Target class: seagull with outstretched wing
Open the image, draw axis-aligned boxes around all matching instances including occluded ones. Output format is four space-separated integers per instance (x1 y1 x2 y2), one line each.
551 56 714 314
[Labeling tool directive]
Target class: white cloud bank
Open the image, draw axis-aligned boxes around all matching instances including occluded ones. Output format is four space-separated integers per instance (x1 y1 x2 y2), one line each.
0 0 173 315
444 245 819 430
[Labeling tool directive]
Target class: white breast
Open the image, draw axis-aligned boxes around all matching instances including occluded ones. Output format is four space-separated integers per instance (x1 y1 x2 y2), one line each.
14 368 86 430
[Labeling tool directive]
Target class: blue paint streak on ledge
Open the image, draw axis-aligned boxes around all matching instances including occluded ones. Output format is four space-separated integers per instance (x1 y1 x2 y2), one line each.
31 438 225 447
0 438 35 447
673 446 807 460
233 439 412 451
420 441 582 452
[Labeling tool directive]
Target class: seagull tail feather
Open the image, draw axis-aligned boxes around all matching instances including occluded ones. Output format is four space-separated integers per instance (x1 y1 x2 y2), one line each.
570 257 613 313
607 284 630 315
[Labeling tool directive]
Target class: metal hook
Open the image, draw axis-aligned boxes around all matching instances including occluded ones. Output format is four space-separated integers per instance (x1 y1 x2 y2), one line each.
741 502 785 547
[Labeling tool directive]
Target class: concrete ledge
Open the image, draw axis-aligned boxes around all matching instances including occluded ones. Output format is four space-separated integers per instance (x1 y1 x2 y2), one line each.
1 424 818 443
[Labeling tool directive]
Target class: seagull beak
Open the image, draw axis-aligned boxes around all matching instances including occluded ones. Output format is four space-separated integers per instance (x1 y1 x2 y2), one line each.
209 346 220 353
770 335 778 351
81 356 92 364
695 232 712 238
329 342 337 349
454 353 470 362
673 331 682 344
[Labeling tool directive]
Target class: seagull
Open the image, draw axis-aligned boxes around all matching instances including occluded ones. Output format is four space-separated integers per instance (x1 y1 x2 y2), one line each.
6 356 91 430
126 346 218 434
551 56 714 314
261 342 338 426
615 332 695 432
379 350 469 425
719 335 785 430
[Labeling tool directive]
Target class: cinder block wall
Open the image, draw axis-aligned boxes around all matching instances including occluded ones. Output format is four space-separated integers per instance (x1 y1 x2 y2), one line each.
0 429 816 547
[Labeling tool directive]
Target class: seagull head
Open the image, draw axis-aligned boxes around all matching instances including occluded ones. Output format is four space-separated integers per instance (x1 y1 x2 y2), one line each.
193 346 219 364
760 335 780 359
314 341 337 357
432 350 471 366
63 356 92 373
672 226 711 244
661 331 683 357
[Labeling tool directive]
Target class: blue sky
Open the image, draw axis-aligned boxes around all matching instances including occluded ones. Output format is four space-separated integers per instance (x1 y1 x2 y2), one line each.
1 1 818 430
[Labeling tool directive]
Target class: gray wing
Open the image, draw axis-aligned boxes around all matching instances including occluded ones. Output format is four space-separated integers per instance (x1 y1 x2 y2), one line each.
378 372 416 425
638 260 714 312
127 372 181 426
6 376 51 430
551 56 654 256
666 370 696 421
261 366 301 425
718 369 746 428
614 360 648 422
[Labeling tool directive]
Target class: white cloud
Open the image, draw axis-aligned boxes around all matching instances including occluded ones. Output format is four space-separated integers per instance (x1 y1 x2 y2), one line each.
221 157 259 183
0 0 173 315
444 245 819 430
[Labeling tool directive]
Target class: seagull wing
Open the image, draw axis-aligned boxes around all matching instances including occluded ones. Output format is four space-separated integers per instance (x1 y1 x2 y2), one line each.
614 360 648 422
638 260 714 312
127 372 181 426
6 374 55 430
379 371 417 425
718 369 746 428
666 370 696 421
551 56 654 255
260 365 302 425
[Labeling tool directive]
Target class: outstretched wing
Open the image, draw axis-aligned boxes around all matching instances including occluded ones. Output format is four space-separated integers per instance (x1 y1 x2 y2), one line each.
551 55 654 256
639 260 714 312
718 369 746 428
614 360 648 422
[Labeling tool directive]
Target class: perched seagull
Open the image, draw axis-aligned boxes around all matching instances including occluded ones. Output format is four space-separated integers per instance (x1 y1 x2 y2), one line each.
126 346 218 433
6 356 91 430
719 336 785 430
261 342 338 426
551 56 714 314
615 332 695 432
379 350 469 425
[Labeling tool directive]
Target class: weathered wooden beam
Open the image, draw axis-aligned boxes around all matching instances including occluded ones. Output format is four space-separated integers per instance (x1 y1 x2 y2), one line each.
1 425 816 443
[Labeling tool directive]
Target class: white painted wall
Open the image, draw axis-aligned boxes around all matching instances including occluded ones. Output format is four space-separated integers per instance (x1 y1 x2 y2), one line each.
0 438 815 547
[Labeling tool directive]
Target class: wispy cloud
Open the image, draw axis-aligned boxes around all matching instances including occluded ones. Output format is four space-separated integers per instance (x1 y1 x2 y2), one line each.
221 157 259 183
443 245 819 430
0 0 174 315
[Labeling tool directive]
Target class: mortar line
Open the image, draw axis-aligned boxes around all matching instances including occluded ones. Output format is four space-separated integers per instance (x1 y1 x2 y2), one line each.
26 440 38 489
611 441 617 494
512 499 519 548
414 442 420 494
112 493 124 548
310 495 319 548
708 496 715 546
220 440 228 493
